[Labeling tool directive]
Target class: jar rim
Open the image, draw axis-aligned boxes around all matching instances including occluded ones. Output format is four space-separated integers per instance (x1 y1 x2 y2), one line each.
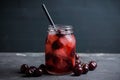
48 24 73 34
48 24 73 30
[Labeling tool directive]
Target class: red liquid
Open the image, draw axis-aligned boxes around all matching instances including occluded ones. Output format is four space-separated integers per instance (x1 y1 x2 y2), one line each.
45 29 76 74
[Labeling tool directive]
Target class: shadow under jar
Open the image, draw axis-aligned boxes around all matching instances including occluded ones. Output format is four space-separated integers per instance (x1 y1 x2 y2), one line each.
45 25 76 75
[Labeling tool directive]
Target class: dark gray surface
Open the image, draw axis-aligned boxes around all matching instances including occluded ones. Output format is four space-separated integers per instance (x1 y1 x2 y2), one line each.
0 0 120 52
0 53 120 80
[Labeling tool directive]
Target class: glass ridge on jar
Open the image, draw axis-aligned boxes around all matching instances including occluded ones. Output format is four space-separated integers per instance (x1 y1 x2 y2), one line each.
45 25 76 75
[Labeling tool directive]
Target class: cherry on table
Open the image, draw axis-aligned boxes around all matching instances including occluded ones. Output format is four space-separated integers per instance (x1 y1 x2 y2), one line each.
34 68 43 77
25 68 34 77
20 64 29 73
75 54 80 60
89 61 97 71
82 63 89 74
73 65 83 76
75 59 81 66
39 64 47 74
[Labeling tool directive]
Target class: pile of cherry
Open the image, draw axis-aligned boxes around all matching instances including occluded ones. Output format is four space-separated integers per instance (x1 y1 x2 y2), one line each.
20 54 97 77
73 54 97 76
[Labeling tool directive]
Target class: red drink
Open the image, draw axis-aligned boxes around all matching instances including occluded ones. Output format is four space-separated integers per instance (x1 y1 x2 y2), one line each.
45 25 76 74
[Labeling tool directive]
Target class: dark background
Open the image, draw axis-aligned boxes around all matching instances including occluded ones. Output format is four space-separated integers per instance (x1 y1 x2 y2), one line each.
0 0 120 53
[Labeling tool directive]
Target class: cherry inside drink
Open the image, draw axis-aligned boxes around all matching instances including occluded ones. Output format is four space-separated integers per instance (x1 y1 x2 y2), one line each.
45 25 76 75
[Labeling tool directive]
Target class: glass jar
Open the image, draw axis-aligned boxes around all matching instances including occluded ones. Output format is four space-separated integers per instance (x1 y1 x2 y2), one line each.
45 25 76 75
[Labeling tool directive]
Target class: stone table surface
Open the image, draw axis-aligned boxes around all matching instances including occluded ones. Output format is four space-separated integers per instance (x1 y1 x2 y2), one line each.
0 53 120 80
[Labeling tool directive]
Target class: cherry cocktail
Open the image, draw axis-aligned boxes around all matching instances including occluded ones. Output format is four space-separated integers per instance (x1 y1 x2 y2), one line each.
45 25 76 74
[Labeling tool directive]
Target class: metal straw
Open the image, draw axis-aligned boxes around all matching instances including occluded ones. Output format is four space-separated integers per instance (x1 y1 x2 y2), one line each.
42 4 57 30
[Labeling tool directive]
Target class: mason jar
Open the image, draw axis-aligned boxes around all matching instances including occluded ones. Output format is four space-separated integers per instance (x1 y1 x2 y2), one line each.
45 25 76 75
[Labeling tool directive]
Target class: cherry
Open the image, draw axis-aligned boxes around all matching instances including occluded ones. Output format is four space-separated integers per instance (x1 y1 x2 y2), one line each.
89 61 97 71
82 63 89 74
20 64 29 73
25 68 34 77
52 40 63 50
74 63 82 69
73 64 83 76
39 64 47 74
75 60 81 66
56 30 64 37
34 68 43 77
25 66 37 77
30 66 37 73
75 54 80 60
